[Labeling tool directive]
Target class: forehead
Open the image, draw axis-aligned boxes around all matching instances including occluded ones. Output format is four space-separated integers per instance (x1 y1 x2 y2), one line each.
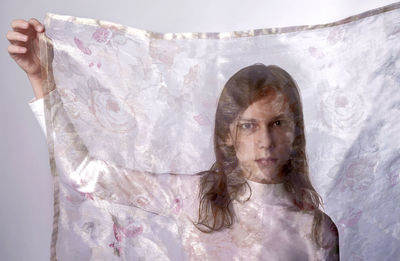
239 89 292 121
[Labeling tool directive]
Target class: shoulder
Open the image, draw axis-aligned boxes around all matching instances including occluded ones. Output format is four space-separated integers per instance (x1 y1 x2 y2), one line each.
320 212 340 260
321 212 339 242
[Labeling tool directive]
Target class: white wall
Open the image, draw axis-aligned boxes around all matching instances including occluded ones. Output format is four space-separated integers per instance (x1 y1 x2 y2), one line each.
0 0 397 260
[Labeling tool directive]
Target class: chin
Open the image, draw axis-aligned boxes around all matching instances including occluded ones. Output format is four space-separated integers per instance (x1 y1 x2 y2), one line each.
256 170 276 179
260 169 283 179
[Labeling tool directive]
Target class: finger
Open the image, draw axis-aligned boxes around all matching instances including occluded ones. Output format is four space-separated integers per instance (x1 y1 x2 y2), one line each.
11 19 36 36
6 31 30 49
28 18 44 32
8 44 27 54
11 19 30 30
8 39 27 48
6 31 28 43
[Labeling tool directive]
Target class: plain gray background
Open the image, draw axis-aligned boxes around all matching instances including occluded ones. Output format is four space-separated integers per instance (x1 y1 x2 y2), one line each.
1 0 397 260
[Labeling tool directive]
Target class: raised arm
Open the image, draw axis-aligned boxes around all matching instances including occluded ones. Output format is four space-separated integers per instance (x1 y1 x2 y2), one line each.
11 16 203 219
80 155 203 219
30 91 202 219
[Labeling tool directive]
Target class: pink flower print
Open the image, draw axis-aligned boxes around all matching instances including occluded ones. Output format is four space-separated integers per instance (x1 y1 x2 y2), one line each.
123 223 143 238
110 219 143 257
193 113 211 126
88 61 102 69
113 223 124 242
108 242 121 257
106 25 120 31
172 198 183 214
74 37 92 55
183 65 199 86
70 180 94 201
66 191 93 202
134 196 150 208
308 46 325 59
107 99 120 112
327 28 345 45
343 158 375 192
338 208 362 228
92 27 111 43
83 193 94 200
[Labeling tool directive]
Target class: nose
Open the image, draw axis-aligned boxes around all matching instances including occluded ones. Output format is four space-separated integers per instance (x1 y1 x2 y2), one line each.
257 125 274 149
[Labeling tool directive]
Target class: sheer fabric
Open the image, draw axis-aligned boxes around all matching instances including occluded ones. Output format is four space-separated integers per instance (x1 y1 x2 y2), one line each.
31 2 400 260
30 91 338 260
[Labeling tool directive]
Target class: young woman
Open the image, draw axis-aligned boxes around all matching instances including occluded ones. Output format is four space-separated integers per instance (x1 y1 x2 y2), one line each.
8 18 339 260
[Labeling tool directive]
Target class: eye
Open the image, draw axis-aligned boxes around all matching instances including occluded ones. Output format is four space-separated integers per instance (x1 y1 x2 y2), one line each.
273 120 282 126
239 123 255 130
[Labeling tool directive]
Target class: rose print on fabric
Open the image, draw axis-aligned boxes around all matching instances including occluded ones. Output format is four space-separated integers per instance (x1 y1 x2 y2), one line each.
342 157 376 192
193 113 211 126
134 195 151 208
183 64 200 86
99 24 128 46
92 27 112 43
74 37 92 55
89 62 102 68
86 77 137 132
327 27 346 45
34 6 400 261
65 178 94 203
149 39 182 67
308 46 325 59
338 207 363 228
328 156 377 194
319 87 365 131
172 198 183 215
109 215 143 257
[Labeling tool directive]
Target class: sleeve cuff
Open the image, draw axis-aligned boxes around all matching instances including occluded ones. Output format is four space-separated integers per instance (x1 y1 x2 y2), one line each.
28 89 58 137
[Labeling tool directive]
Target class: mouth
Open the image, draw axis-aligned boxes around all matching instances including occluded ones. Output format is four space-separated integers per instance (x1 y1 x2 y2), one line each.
255 157 278 167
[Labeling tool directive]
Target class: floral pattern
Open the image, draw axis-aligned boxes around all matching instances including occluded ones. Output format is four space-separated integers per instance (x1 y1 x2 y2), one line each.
29 4 400 260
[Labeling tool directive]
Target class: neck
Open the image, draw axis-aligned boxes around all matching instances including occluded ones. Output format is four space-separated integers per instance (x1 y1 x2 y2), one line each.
244 179 294 207
240 166 286 184
244 174 285 184
246 177 284 184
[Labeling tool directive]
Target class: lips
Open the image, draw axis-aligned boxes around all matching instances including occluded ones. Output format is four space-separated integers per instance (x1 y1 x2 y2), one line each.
255 157 277 167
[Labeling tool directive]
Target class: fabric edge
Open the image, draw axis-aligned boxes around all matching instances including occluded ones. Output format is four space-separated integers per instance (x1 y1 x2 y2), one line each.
39 20 60 261
43 1 400 39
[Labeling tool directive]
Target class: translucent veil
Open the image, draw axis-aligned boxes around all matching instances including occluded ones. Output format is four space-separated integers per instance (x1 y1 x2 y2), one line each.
38 3 400 260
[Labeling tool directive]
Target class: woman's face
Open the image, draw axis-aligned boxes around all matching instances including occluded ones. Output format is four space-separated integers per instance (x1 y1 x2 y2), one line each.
226 88 296 184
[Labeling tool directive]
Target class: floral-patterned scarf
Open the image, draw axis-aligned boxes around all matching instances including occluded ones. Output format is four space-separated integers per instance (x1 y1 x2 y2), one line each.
38 2 400 260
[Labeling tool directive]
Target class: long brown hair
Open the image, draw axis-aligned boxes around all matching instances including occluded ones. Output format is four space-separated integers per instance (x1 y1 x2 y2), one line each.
193 63 328 248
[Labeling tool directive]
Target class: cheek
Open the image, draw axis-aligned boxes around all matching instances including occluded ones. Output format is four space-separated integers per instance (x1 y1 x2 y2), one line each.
276 126 295 144
275 130 295 159
233 138 257 160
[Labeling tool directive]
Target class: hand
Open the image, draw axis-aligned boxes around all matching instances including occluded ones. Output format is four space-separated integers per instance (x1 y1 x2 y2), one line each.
7 18 45 80
7 18 55 99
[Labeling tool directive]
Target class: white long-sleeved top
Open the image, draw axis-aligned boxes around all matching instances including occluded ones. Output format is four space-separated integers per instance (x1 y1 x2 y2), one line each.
29 95 47 137
28 90 339 261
